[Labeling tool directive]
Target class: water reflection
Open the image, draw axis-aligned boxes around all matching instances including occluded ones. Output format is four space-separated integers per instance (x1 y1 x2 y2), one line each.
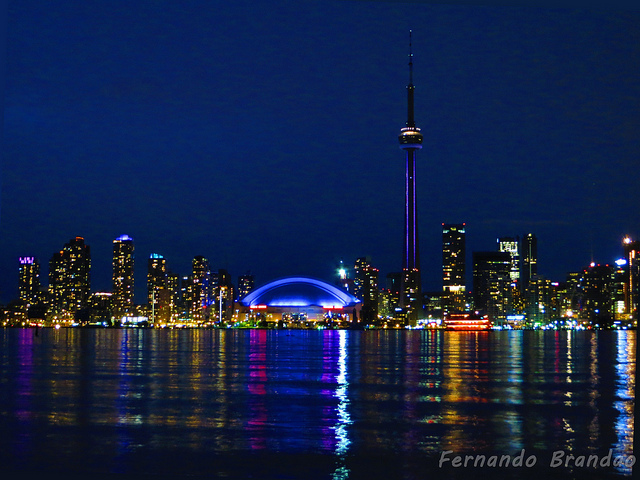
0 328 635 479
248 329 268 450
614 331 635 475
332 329 351 479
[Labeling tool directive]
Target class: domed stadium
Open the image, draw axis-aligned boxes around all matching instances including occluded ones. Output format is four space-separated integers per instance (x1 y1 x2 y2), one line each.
239 277 361 325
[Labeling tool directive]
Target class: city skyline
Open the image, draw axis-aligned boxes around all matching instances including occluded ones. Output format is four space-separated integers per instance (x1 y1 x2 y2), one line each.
3 2 639 303
6 228 638 307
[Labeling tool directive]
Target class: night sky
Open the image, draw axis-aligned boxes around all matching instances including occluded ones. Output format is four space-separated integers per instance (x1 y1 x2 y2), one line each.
2 1 639 303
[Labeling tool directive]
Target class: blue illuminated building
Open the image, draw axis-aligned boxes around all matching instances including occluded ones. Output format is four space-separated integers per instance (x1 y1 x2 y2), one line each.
239 277 361 325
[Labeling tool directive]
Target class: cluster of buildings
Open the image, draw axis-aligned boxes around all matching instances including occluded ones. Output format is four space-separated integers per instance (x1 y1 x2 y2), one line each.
332 42 639 330
7 235 253 327
5 231 638 329
338 230 640 329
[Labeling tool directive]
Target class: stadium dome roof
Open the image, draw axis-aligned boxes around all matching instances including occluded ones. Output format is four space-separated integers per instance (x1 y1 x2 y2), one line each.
240 277 361 309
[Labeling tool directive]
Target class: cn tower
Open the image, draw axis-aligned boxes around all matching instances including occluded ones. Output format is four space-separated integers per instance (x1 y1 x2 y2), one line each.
398 31 423 324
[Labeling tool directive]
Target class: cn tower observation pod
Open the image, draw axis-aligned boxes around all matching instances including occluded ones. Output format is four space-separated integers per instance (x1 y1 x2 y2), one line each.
239 277 361 324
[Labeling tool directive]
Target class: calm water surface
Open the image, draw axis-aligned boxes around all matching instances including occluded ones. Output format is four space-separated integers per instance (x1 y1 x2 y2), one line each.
0 328 635 480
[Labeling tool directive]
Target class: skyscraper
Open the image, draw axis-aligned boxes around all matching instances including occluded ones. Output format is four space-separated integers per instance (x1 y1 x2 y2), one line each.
583 263 614 326
18 257 40 305
49 237 91 316
167 272 180 322
521 233 538 321
88 292 113 325
179 275 193 319
212 269 234 322
191 255 211 321
386 272 402 316
147 253 170 324
442 224 466 313
472 251 512 324
623 236 640 317
521 234 537 290
398 32 423 324
612 261 627 321
498 236 520 283
353 257 379 323
112 234 134 321
238 272 255 300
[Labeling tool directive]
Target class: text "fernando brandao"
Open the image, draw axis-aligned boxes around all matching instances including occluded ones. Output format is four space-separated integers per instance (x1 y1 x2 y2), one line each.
439 449 635 469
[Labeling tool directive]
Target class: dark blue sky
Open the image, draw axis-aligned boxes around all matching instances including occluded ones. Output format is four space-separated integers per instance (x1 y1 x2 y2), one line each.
2 1 639 303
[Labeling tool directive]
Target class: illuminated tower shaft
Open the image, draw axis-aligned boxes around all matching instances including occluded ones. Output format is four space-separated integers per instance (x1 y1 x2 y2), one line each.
398 32 423 322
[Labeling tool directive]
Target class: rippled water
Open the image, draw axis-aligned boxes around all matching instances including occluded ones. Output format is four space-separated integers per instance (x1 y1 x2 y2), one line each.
0 328 635 479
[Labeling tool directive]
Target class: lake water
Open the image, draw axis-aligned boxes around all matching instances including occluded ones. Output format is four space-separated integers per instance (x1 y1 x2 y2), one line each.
0 328 635 480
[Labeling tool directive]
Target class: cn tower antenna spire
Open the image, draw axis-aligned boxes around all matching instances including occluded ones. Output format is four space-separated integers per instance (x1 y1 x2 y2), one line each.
409 30 413 86
406 30 416 128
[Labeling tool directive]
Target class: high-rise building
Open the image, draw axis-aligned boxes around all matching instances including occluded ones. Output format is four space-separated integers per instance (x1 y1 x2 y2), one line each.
520 233 538 321
88 292 113 324
442 224 466 313
386 272 402 317
238 273 255 301
179 275 193 319
623 236 640 317
49 253 64 313
612 259 627 321
18 257 40 304
472 251 512 324
423 291 444 319
526 274 554 325
498 236 520 283
378 289 393 319
191 256 211 321
49 237 91 316
583 263 614 327
212 269 234 322
147 253 170 324
167 272 180 322
521 234 537 290
353 257 379 323
564 271 584 317
112 234 134 321
398 33 424 324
